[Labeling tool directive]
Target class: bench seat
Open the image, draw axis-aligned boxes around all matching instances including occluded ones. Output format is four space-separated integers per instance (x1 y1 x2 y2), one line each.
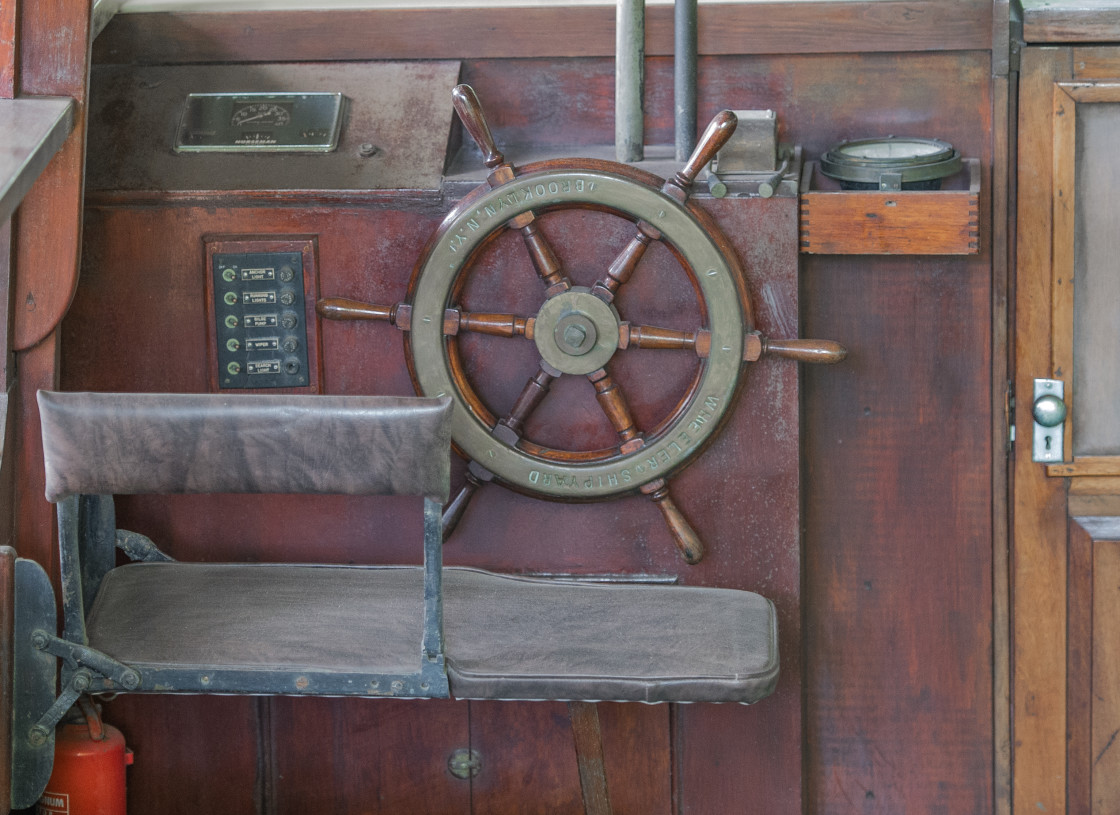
87 562 778 704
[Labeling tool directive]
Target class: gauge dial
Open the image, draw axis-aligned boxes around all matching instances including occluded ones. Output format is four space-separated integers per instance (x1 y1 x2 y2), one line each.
230 102 293 128
820 136 961 189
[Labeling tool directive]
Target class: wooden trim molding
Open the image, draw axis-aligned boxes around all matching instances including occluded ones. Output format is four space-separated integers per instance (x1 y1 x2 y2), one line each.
92 1 994 64
1024 3 1120 44
1012 44 1073 815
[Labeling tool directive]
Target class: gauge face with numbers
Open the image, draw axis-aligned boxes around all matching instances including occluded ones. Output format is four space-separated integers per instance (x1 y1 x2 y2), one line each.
175 92 346 153
820 136 961 188
230 101 293 129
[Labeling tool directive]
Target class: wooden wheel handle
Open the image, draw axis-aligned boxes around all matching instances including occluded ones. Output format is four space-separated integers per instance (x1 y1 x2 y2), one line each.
452 84 504 169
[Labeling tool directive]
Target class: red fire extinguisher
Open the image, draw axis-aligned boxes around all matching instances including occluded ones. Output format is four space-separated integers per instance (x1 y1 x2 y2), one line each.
36 697 133 815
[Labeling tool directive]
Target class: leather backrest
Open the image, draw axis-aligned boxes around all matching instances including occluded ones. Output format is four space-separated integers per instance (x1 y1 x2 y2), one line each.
39 391 452 502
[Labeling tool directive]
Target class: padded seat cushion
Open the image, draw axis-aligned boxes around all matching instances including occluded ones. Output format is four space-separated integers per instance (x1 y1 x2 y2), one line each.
87 562 778 704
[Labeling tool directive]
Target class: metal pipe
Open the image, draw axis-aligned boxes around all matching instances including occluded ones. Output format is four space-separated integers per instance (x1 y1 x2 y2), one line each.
615 0 644 163
674 0 698 162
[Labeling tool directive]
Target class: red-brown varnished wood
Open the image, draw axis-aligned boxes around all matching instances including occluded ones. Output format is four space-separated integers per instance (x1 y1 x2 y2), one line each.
12 334 56 573
269 697 470 815
91 2 993 65
68 186 801 812
102 696 262 815
567 702 612 815
799 161 980 255
67 41 998 815
800 48 994 803
0 0 15 98
12 0 91 351
468 701 670 815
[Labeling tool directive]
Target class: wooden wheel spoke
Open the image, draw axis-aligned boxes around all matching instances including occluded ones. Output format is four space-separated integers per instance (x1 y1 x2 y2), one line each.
444 309 535 340
640 478 705 564
317 297 411 330
587 367 643 452
591 110 737 304
452 84 571 295
591 226 659 303
495 362 558 440
619 323 711 357
662 109 738 203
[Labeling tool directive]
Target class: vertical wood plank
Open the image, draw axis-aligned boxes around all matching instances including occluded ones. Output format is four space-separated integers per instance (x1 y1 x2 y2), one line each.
269 698 471 815
102 696 263 815
990 68 1014 815
1013 45 1074 815
1050 82 1077 453
1067 519 1094 815
1091 540 1120 814
0 546 14 814
0 0 14 99
12 0 91 351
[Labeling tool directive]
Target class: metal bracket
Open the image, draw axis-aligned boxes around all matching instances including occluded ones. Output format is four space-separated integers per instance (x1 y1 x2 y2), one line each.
32 629 142 690
11 557 58 809
1032 378 1067 463
28 669 92 746
116 528 175 562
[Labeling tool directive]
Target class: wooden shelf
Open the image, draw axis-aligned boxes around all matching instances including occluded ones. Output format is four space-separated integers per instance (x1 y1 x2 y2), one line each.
798 157 979 255
0 96 75 224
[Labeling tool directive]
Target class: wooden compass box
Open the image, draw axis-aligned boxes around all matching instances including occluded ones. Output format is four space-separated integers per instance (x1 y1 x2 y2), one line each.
798 158 980 255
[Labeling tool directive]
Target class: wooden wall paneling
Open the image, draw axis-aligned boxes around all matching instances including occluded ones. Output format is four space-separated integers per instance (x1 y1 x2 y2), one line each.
12 0 90 351
0 0 14 98
91 1 993 66
1 0 15 799
100 696 264 815
70 40 1000 814
1066 517 1120 815
1091 536 1120 813
990 7 1015 812
1067 518 1093 815
802 251 994 813
0 547 13 815
1024 2 1120 44
11 0 91 581
69 191 802 811
1012 45 1073 815
1073 47 1120 79
466 701 670 815
269 698 471 815
1050 82 1076 457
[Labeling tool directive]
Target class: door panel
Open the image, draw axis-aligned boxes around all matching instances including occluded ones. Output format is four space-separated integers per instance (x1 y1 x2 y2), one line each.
1014 45 1120 815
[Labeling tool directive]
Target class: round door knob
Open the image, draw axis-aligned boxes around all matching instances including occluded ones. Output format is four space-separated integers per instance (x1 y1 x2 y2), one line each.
1033 393 1067 427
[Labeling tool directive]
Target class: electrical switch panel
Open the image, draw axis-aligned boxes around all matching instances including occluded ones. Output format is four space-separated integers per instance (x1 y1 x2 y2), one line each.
206 239 320 392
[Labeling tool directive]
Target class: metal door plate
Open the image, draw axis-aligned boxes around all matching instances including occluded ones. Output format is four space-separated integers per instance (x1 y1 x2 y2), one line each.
1032 378 1065 463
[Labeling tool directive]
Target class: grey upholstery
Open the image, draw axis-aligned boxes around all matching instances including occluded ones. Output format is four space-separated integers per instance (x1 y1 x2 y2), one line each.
39 391 451 502
86 563 778 704
38 389 779 705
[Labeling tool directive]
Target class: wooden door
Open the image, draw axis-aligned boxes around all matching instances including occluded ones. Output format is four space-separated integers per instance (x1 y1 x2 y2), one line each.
1014 44 1120 815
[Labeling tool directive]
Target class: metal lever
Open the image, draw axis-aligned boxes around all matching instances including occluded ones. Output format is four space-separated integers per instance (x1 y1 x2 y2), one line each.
1032 378 1066 463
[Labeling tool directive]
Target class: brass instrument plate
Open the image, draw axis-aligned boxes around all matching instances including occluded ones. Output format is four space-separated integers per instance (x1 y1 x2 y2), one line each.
175 92 346 153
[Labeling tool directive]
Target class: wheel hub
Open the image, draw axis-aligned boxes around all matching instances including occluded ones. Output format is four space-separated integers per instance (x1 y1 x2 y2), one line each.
535 288 620 374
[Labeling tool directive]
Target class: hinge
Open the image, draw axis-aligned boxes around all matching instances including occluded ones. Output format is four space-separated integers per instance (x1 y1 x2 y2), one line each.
1006 379 1016 453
